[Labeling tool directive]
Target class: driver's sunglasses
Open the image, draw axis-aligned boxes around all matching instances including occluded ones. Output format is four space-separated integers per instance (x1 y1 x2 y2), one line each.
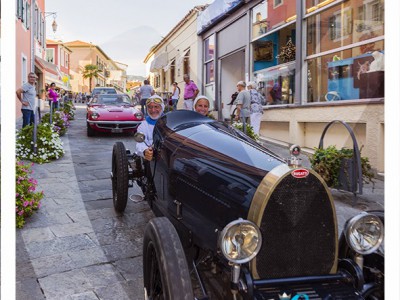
146 98 163 105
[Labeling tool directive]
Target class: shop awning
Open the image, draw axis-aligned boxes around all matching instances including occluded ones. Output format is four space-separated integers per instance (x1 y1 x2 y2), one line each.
150 52 168 72
35 56 62 78
163 59 175 72
176 49 190 68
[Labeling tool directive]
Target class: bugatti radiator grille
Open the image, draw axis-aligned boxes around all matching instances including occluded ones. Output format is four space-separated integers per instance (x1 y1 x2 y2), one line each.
256 172 336 279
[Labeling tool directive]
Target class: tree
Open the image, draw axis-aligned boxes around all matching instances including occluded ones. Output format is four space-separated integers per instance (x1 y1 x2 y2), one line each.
82 64 100 92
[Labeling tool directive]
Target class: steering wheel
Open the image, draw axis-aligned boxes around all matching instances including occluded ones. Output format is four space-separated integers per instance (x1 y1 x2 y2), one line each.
325 91 341 101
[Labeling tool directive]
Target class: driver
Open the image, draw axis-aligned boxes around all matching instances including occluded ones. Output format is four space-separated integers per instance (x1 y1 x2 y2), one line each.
135 95 164 161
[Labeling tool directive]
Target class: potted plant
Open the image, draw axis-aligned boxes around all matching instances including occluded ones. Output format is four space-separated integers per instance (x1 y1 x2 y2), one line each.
310 145 374 190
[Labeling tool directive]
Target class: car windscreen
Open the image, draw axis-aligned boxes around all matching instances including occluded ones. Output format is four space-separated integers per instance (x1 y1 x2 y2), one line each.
97 95 131 105
93 89 117 95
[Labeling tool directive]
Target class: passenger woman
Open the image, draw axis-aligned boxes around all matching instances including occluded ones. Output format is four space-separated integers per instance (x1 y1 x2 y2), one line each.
135 95 164 161
193 95 210 117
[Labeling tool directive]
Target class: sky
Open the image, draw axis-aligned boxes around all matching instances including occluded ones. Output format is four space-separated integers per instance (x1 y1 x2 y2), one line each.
45 0 214 76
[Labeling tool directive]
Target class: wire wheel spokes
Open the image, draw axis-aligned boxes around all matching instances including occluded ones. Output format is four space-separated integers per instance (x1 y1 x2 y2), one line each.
149 243 163 299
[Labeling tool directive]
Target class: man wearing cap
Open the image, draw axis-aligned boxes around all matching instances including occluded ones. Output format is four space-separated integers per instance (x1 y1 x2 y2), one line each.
135 95 164 161
16 72 37 128
183 74 199 110
234 81 251 129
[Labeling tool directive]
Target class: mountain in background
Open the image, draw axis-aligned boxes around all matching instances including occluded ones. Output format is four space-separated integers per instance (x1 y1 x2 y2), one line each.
127 75 146 82
100 25 162 76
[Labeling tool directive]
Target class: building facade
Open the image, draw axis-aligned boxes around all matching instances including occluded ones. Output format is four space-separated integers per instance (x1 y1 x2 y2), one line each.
16 0 47 118
143 6 206 107
64 40 123 93
45 39 72 92
197 0 384 173
107 61 128 93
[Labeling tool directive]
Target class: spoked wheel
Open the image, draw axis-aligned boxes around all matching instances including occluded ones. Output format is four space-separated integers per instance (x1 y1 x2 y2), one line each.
111 142 129 212
143 217 194 300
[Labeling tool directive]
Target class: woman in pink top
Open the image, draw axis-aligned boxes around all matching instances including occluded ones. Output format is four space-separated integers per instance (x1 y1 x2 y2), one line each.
47 82 59 110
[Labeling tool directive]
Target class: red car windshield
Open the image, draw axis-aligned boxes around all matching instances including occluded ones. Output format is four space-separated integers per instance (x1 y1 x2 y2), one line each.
93 95 132 105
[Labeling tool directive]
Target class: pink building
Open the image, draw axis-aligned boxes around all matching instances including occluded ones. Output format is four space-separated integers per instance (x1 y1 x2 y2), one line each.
16 0 47 119
45 39 72 91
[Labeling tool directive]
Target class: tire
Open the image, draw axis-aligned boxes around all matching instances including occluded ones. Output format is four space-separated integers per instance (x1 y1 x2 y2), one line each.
112 142 129 212
143 217 194 300
87 122 95 137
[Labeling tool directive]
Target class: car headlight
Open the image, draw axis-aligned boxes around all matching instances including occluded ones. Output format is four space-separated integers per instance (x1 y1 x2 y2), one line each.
344 213 384 255
134 112 143 119
219 219 262 264
91 112 99 120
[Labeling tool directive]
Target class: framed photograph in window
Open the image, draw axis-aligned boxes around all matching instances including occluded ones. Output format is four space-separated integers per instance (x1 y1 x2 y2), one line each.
254 40 274 62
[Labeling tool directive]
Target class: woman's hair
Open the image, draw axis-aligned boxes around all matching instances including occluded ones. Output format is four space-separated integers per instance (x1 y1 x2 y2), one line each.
50 82 56 87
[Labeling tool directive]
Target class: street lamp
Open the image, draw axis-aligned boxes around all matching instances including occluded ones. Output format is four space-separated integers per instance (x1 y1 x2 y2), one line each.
45 12 58 34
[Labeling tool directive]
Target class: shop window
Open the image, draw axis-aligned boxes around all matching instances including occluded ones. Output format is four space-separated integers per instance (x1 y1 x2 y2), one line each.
205 62 214 84
252 0 295 40
204 36 215 61
252 23 296 72
307 1 384 56
306 45 384 103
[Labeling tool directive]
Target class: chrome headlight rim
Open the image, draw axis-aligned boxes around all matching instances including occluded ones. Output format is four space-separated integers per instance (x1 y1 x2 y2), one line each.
219 218 262 264
344 212 384 255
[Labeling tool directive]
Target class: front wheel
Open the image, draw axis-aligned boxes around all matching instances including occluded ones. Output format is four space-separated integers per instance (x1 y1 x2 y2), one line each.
111 142 129 212
87 121 95 137
143 217 194 300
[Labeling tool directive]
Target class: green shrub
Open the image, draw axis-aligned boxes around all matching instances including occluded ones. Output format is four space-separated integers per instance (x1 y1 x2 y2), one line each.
232 121 260 142
16 123 65 164
16 160 44 228
62 101 76 120
310 145 374 187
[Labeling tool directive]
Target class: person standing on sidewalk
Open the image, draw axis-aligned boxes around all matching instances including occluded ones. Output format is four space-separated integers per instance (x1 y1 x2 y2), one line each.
183 74 199 110
247 81 264 135
234 81 251 125
47 82 59 111
139 80 155 116
170 82 180 110
16 72 37 128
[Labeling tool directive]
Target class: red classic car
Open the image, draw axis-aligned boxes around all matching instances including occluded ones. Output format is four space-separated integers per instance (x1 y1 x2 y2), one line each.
86 94 144 136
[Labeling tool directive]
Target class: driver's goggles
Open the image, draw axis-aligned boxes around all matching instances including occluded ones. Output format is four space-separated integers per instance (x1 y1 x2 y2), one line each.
146 97 163 105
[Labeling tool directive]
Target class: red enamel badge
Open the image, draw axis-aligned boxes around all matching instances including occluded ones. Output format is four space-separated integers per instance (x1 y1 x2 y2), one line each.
291 169 309 178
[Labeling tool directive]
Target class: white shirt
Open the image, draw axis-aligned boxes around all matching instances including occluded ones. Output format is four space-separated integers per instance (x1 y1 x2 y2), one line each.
135 119 155 157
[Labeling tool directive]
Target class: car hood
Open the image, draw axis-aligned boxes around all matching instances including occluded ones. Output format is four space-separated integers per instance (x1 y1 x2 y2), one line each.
89 105 143 120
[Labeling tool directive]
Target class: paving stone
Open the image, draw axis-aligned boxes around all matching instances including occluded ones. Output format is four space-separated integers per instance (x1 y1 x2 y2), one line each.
25 234 97 259
16 278 46 300
82 264 125 287
50 222 94 238
94 280 143 300
68 247 110 269
30 253 75 277
38 269 93 299
113 257 143 281
67 291 100 300
102 241 142 261
21 227 56 244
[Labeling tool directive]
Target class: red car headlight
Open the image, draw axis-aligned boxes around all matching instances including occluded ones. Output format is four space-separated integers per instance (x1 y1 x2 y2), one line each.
134 112 143 120
91 112 100 120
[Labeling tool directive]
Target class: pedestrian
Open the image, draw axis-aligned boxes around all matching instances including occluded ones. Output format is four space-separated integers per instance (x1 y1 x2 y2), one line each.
135 95 164 161
16 72 37 128
270 75 282 104
234 81 251 131
193 95 210 117
183 74 199 110
139 80 155 116
170 82 180 110
47 82 59 111
247 81 264 135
